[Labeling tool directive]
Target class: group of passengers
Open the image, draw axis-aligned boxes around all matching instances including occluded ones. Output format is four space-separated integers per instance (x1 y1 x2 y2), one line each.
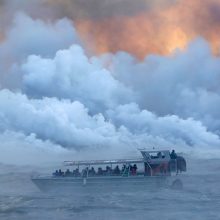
53 168 80 177
53 164 138 177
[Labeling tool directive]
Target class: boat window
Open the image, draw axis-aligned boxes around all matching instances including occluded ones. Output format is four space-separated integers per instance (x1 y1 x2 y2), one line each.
149 152 165 159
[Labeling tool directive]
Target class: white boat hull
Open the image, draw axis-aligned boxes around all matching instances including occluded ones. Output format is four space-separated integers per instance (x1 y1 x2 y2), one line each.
32 175 182 193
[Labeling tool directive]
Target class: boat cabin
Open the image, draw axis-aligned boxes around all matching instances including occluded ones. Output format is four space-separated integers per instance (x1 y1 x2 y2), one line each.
140 150 171 176
141 150 171 163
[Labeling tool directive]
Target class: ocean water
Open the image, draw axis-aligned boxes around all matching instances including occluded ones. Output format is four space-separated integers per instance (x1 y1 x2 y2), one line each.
0 159 220 220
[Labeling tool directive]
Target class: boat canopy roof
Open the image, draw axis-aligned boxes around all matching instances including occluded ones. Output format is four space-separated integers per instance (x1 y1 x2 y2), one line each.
64 158 144 166
64 150 172 166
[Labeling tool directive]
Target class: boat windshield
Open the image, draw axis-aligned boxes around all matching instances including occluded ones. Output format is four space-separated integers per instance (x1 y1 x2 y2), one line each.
149 152 165 159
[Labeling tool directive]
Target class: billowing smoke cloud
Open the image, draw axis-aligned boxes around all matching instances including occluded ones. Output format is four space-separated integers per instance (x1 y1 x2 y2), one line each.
0 89 219 163
1 0 220 58
42 0 177 19
0 3 220 165
1 13 79 59
111 39 220 132
21 45 134 112
74 0 220 58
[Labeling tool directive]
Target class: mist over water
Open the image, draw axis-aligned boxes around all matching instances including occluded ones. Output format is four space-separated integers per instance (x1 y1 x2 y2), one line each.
0 158 220 220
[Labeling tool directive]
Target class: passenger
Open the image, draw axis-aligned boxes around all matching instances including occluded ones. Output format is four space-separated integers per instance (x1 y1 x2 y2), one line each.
170 150 177 159
114 165 120 175
133 164 137 170
58 169 61 175
72 169 76 176
98 167 103 175
133 164 137 175
130 164 137 175
73 168 80 177
157 152 162 158
65 169 71 176
105 166 112 175
58 169 64 176
89 167 96 176
53 170 59 176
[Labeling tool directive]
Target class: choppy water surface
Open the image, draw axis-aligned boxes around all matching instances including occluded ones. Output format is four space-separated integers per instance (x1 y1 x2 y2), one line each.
0 159 220 220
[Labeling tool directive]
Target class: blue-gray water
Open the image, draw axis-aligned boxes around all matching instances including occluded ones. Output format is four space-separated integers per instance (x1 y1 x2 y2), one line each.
0 159 220 220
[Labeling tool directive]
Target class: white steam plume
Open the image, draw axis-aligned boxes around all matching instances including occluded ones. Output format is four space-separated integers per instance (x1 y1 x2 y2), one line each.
111 39 220 132
0 14 220 164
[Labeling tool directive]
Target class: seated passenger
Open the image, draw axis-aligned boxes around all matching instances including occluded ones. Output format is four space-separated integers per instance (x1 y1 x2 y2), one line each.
73 168 80 177
105 166 112 175
58 169 64 176
89 167 96 176
170 150 177 159
53 170 59 176
65 169 71 176
98 167 103 175
114 165 120 175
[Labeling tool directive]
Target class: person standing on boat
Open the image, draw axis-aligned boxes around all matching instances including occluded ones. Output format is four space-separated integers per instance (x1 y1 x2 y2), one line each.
114 165 120 175
170 150 177 159
133 164 137 175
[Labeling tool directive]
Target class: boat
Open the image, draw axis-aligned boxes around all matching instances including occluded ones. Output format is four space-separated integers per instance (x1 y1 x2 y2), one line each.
31 149 187 193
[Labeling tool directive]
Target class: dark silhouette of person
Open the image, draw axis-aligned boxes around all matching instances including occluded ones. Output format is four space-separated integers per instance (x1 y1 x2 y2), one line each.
133 164 137 173
98 167 103 175
65 169 71 176
157 152 162 158
58 169 64 176
170 150 177 159
114 165 120 175
89 167 96 176
53 170 59 176
73 168 80 177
